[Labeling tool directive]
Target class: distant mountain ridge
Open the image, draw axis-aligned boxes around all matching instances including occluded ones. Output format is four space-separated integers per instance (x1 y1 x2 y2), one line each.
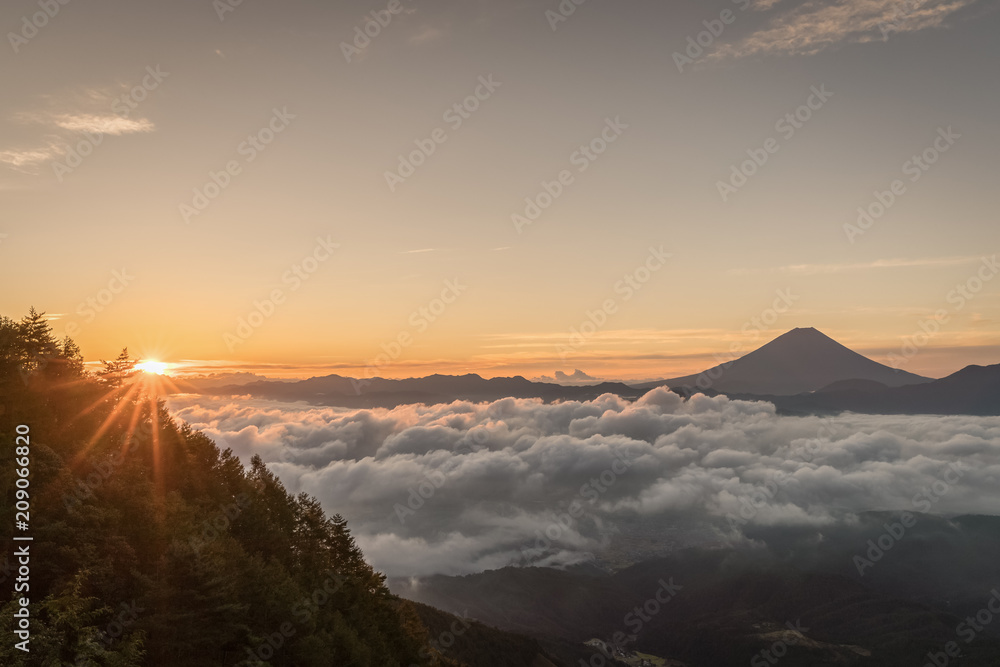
174 372 647 409
391 514 1000 667
762 362 1000 416
174 328 1000 415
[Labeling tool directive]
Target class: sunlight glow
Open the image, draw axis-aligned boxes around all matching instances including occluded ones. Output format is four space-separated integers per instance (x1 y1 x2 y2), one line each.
136 360 169 375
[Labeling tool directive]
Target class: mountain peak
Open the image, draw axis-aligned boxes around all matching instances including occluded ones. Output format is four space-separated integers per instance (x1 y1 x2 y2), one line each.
657 327 931 396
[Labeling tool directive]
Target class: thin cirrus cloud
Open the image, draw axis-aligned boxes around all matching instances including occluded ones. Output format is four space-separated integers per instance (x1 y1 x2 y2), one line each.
47 113 154 136
0 139 67 171
730 255 984 276
0 92 156 174
713 0 980 59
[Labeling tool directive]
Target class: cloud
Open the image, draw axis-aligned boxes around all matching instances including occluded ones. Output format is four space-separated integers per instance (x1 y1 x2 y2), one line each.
1 87 158 174
48 113 154 135
536 369 601 385
167 390 1000 577
730 255 983 276
714 0 979 60
0 139 67 172
408 25 446 45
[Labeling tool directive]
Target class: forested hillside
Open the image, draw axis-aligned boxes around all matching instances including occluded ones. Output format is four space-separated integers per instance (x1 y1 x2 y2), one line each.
0 309 458 666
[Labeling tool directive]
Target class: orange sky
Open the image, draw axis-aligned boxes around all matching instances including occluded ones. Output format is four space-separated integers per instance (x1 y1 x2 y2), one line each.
2 0 998 383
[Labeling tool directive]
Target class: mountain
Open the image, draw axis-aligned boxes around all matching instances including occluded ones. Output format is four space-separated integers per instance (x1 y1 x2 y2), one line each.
393 514 1000 667
182 372 647 409
174 328 999 416
637 327 931 396
764 362 1000 415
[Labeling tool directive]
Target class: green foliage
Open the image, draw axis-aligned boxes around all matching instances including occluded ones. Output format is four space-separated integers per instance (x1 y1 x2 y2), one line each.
0 309 431 666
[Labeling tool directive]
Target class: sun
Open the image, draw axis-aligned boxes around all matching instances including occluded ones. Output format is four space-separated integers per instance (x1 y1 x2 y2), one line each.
135 360 169 375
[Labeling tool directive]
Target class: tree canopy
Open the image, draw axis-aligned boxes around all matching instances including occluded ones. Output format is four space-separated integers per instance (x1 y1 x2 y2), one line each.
0 309 455 666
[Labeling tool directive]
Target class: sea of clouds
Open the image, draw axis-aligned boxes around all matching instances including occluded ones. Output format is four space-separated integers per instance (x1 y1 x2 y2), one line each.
167 389 1000 577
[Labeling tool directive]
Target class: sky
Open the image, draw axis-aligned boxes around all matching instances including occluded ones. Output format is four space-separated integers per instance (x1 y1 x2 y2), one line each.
2 0 998 381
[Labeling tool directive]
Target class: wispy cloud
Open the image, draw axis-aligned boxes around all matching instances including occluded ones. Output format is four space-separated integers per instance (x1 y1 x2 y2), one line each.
0 139 66 172
731 256 982 276
408 25 446 45
48 113 154 135
714 0 978 60
1 86 158 174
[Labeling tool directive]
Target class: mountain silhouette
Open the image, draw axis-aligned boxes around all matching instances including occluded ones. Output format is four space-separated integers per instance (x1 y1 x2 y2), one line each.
174 328 1000 414
767 362 1000 415
638 327 930 396
177 372 646 409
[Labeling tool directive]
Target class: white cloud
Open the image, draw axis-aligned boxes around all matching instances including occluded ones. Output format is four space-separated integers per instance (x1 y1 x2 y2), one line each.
536 369 601 384
0 139 66 172
167 390 1000 577
49 113 154 135
409 26 445 45
1 87 158 173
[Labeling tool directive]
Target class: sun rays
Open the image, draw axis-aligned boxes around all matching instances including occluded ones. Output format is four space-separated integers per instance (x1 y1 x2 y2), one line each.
61 355 185 500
